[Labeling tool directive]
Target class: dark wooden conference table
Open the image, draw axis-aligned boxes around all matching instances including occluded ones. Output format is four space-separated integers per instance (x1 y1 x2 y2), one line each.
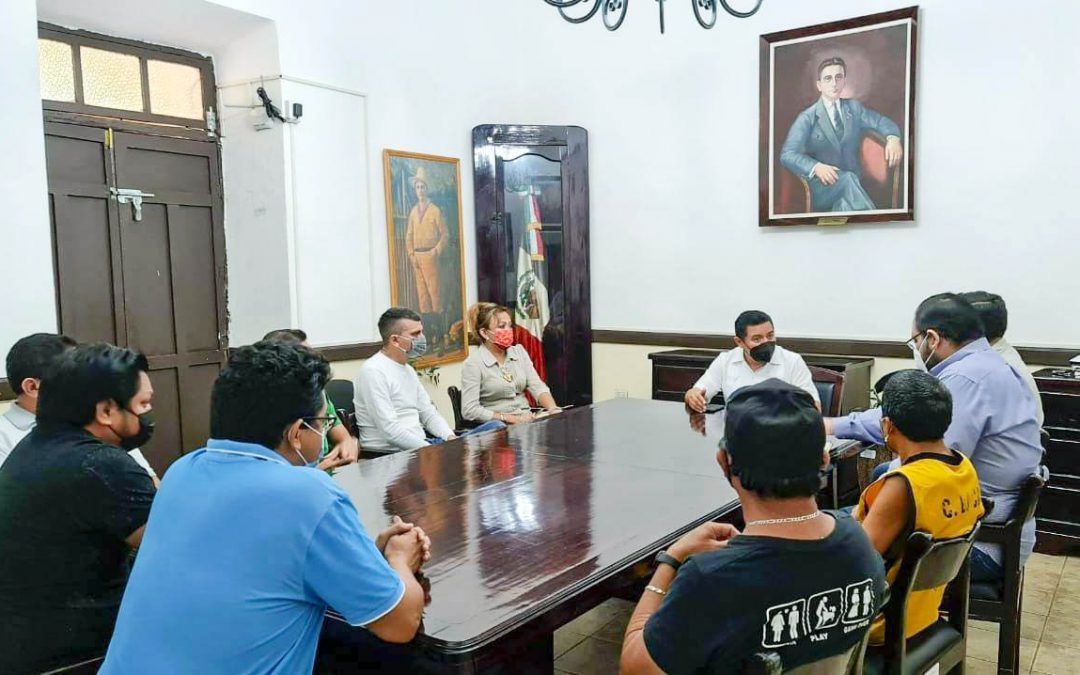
317 399 855 674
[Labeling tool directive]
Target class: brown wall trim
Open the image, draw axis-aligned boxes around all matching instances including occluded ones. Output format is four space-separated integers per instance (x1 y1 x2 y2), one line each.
1 344 382 400
319 342 381 362
592 330 1080 366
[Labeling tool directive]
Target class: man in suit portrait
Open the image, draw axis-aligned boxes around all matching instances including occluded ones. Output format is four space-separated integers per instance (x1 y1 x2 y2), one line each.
780 56 903 212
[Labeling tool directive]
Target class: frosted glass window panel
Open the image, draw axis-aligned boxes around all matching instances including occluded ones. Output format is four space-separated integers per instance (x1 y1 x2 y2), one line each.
81 47 144 111
148 60 203 119
39 39 76 102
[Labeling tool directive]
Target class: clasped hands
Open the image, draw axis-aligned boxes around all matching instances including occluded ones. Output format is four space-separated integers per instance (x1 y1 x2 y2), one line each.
377 515 432 573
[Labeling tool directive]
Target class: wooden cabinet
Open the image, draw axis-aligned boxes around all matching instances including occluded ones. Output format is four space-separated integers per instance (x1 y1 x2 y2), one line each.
1034 368 1080 555
472 125 592 407
648 349 874 415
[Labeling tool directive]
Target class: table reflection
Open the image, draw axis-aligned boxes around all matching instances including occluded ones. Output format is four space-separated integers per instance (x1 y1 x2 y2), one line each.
332 399 739 646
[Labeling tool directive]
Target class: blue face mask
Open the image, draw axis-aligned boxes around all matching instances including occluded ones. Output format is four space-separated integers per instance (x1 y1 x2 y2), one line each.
296 421 325 468
395 333 428 359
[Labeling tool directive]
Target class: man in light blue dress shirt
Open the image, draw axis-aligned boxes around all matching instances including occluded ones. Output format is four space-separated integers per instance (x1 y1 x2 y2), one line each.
780 57 904 212
826 294 1042 581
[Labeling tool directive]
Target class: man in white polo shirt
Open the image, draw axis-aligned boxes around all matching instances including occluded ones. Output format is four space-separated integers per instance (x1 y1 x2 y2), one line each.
684 310 820 412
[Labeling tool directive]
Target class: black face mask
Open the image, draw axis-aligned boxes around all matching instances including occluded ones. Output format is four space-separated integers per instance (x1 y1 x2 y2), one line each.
120 410 156 450
748 341 777 364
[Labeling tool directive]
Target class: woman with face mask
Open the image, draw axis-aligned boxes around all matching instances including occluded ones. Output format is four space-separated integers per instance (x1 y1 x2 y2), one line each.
460 303 559 425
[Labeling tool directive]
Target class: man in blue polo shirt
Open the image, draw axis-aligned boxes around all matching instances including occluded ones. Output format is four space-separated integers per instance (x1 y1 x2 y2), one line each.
102 341 430 674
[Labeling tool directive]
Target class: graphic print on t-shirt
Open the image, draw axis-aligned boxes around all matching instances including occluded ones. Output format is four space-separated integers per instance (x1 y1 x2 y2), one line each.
762 599 806 647
841 579 876 625
762 578 876 649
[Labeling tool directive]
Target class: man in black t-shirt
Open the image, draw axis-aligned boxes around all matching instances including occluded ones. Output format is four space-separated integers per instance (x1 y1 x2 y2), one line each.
620 379 886 675
0 344 157 674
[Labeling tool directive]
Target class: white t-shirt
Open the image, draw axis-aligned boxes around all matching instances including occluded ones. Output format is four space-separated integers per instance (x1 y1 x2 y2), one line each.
691 345 820 404
993 338 1045 426
353 351 454 453
0 402 158 478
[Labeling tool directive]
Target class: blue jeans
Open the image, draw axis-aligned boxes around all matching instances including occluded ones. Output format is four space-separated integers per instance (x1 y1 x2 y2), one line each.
970 546 1005 583
870 458 901 483
426 420 505 444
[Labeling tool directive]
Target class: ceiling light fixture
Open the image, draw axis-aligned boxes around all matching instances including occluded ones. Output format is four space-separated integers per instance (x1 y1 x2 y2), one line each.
541 0 764 34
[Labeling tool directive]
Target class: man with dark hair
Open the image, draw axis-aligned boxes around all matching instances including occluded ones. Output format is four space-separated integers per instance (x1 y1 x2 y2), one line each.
685 310 820 413
1 334 159 482
355 308 503 453
102 341 430 672
827 293 1042 582
262 327 359 469
960 291 1043 424
621 380 885 674
0 344 156 673
780 56 904 212
0 332 76 466
855 370 983 644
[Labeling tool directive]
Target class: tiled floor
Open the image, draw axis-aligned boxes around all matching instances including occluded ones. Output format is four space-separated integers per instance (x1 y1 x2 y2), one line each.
551 553 1080 674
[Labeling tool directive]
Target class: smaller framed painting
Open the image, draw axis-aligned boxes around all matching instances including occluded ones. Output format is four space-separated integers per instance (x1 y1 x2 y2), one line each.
383 149 468 367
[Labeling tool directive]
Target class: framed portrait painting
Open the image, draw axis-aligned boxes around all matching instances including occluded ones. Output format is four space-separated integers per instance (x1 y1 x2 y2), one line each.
760 7 918 226
383 150 468 367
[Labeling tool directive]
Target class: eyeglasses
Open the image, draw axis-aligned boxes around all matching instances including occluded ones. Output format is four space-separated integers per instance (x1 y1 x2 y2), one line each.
301 415 337 431
905 332 925 350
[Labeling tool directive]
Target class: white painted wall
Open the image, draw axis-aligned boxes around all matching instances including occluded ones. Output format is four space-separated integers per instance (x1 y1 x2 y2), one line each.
0 0 56 378
3 0 1079 382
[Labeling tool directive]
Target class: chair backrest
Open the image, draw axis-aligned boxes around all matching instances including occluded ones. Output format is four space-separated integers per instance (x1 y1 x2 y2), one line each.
325 379 357 435
880 525 980 661
447 385 466 430
326 379 355 416
809 366 845 417
1010 466 1049 526
745 638 866 675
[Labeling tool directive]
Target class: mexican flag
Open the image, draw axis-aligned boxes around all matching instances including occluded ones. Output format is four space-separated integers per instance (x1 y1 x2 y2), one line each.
513 189 549 382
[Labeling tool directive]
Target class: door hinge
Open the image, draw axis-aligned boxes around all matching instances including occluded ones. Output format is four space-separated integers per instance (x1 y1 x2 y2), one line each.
105 128 114 149
205 108 218 137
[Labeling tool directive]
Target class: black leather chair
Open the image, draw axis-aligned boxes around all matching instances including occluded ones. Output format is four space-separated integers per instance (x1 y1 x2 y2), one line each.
809 366 845 417
447 386 480 432
865 525 981 675
745 628 870 674
969 466 1049 675
325 379 358 437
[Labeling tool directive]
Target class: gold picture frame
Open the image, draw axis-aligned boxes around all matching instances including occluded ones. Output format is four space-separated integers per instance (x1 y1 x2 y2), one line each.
382 149 468 368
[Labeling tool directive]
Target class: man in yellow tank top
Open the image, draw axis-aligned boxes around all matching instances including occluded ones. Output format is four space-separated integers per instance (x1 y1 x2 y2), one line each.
855 370 983 643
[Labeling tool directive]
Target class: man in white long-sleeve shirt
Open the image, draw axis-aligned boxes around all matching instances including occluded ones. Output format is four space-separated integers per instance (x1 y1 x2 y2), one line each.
684 310 821 413
354 308 503 453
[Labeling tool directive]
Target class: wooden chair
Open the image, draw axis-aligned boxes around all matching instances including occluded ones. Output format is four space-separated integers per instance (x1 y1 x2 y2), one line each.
745 627 870 674
969 467 1049 675
780 131 901 214
865 525 981 675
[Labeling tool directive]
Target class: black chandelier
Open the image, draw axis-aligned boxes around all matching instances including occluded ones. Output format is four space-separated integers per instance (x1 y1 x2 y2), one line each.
541 0 764 34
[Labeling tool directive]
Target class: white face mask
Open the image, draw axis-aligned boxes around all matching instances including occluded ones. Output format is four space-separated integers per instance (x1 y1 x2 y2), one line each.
296 421 325 468
910 332 936 372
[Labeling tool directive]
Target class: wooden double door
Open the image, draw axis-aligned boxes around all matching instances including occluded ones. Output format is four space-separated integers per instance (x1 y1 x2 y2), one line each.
44 121 227 474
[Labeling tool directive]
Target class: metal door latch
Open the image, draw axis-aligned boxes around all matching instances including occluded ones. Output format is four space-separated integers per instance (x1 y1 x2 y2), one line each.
111 187 156 222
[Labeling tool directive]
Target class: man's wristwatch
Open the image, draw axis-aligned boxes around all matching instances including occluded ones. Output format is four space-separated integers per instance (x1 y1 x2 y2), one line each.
654 551 683 571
